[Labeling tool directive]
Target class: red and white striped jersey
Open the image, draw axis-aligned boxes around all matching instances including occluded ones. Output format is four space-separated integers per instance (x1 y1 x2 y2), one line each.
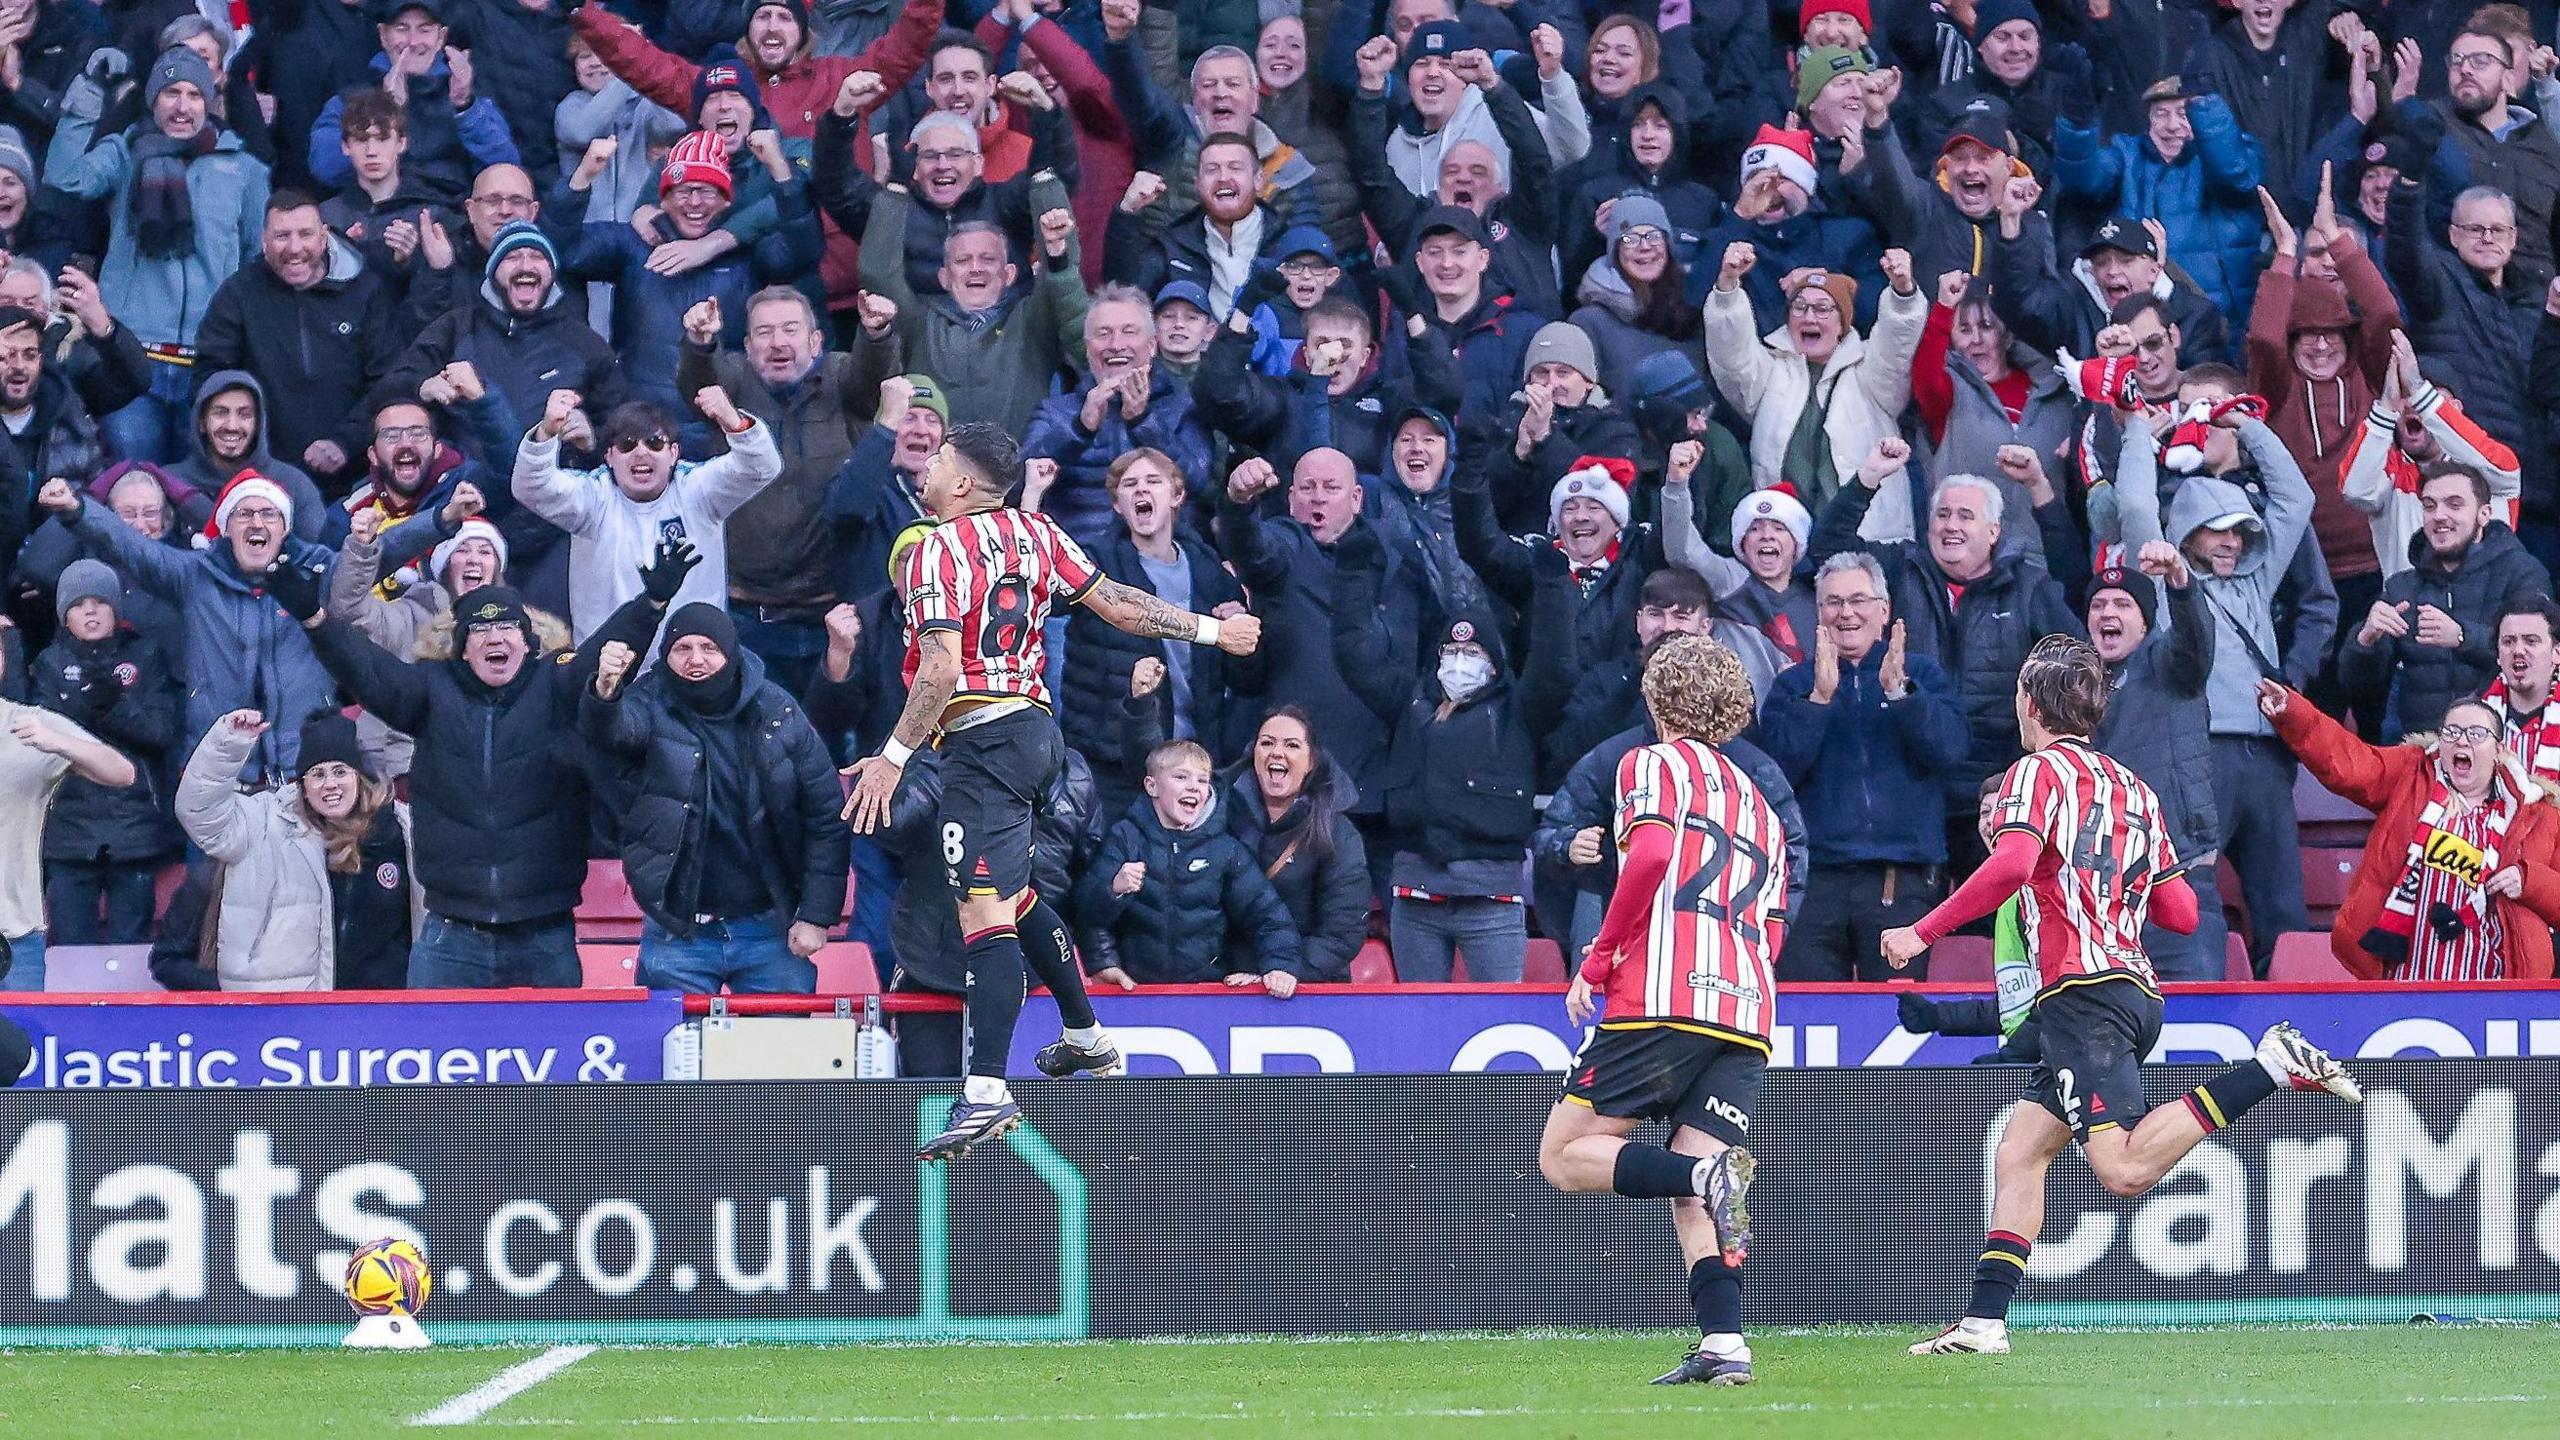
900 507 1101 711
1992 739 2179 991
2397 803 2508 982
1601 738 1789 1047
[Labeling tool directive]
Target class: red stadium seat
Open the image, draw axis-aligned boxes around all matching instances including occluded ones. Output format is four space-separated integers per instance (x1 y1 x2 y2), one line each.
812 942 881 995
2223 934 2254 981
2267 931 2354 983
2295 770 2374 847
577 860 644 941
2300 849 2358 923
1522 939 1565 984
1927 936 1996 984
1351 937 1396 984
579 945 639 988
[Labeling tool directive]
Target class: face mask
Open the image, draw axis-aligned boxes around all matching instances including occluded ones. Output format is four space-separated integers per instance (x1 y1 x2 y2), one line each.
1438 651 1494 701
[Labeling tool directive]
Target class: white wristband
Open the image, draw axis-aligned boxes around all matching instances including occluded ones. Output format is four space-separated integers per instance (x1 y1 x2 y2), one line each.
880 738 914 768
1193 616 1221 645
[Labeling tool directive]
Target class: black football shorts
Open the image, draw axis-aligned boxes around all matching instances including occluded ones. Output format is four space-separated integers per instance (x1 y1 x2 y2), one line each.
2025 975 2164 1143
935 707 1063 902
1563 1024 1766 1148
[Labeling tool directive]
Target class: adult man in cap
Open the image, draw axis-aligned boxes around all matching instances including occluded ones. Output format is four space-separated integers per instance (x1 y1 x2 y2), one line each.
1858 94 2057 294
2054 77 2266 320
1402 203 1545 419
1993 211 2233 364
298 545 690 987
1470 321 1642 534
378 220 624 445
309 0 519 198
1354 21 1516 199
1924 0 2092 181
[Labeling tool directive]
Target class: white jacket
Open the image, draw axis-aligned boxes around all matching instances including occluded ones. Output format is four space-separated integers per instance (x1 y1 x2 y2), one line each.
1703 282 1927 543
509 418 783 640
2339 382 2523 579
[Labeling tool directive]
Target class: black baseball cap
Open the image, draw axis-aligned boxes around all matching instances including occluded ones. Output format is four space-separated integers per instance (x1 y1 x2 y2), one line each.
1414 204 1486 246
2081 215 2159 261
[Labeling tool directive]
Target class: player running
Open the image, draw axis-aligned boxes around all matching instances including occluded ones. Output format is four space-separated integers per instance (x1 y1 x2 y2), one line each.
1538 636 1787 1388
1885 636 2361 1356
841 424 1261 1162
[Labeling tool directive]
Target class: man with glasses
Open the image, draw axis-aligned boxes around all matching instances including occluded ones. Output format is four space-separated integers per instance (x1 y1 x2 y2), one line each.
1756 549 1968 980
2389 176 2540 477
402 163 539 327
511 382 782 641
380 221 624 451
2409 26 2560 284
196 192 403 489
813 83 1079 301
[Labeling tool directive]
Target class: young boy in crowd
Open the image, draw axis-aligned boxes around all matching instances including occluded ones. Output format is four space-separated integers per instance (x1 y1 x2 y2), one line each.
1075 740 1304 987
33 561 179 945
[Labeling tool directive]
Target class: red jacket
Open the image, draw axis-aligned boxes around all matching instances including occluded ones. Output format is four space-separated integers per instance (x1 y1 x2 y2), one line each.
572 0 941 303
973 13 1129 286
2273 690 2560 979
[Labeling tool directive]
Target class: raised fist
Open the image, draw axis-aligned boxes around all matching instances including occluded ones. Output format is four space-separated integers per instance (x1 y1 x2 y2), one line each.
36 476 77 515
539 388 583 439
1119 171 1167 214
693 385 743 431
594 640 635 699
1355 34 1398 90
833 70 886 116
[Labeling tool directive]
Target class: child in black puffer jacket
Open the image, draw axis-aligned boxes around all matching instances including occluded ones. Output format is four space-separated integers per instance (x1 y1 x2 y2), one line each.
1075 740 1303 986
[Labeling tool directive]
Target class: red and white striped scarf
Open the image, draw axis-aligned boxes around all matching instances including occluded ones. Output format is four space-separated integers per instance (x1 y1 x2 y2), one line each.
2361 761 2521 969
2484 677 2560 783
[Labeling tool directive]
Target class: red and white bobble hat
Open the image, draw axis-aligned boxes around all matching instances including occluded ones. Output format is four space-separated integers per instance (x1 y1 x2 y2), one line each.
1730 483 1812 552
660 130 733 201
1549 456 1634 534
1740 123 1820 198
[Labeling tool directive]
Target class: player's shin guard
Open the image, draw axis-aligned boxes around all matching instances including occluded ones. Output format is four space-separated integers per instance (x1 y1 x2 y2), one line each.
961 925 1029 1095
2181 1060 2279 1134
1689 1255 1742 1338
1016 898 1097 1030
1611 1143 1702 1199
1966 1231 2032 1321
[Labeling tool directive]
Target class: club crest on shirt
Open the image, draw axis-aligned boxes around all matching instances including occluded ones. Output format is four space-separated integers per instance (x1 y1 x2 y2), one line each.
375 862 402 890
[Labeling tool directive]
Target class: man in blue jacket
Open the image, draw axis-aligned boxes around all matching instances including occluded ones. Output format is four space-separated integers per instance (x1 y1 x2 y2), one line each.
1754 549 1970 980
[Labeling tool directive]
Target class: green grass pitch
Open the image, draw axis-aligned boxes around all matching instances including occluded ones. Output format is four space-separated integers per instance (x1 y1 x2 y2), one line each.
2 1326 2555 1437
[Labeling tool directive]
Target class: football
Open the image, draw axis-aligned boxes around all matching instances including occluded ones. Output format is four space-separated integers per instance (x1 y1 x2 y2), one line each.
342 1237 433 1317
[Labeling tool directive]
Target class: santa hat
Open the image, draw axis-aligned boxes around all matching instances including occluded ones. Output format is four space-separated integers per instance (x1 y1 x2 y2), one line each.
1550 456 1634 534
1730 483 1812 552
201 472 292 544
1741 124 1819 197
661 131 733 200
427 518 509 586
2057 348 2140 410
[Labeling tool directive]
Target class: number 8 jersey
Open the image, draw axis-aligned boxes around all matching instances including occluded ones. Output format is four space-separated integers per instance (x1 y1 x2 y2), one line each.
1990 737 2180 992
900 507 1101 710
1604 738 1790 1047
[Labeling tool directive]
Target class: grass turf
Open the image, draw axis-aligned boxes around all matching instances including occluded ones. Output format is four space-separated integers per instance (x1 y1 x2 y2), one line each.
0 1327 2553 1437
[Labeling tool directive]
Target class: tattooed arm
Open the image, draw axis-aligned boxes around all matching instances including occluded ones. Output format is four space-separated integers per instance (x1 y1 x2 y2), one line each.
1080 577 1262 655
840 629 961 832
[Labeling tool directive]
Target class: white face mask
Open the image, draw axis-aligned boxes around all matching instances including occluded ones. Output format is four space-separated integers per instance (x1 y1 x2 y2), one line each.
1438 651 1494 701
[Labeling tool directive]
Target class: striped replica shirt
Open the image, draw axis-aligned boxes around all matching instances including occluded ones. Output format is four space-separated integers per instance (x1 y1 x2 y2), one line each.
2397 803 2508 982
1600 738 1789 1047
1990 738 2179 992
900 507 1101 712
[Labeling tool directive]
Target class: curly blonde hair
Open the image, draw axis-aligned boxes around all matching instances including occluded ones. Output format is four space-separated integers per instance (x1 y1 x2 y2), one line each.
1642 634 1754 744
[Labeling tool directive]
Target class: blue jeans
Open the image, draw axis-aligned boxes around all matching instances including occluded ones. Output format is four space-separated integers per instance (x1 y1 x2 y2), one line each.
2 930 46 990
408 913 578 989
102 359 194 464
730 608 827 702
846 836 900 959
1388 897 1526 981
637 914 813 995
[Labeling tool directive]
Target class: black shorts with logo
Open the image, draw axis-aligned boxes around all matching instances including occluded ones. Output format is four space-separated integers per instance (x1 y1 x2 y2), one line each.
1562 1024 1766 1147
2026 974 2164 1143
935 706 1064 902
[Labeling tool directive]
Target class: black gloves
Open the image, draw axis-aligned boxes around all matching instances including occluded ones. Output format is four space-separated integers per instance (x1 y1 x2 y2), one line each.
639 537 701 606
66 667 120 717
1896 990 1941 1035
263 557 325 621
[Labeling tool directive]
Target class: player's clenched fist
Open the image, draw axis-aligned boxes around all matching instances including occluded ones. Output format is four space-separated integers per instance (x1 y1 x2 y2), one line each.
1214 611 1261 656
1879 925 1926 968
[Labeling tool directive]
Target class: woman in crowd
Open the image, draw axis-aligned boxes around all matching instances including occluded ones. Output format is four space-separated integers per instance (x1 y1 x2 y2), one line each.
176 710 415 991
1567 194 1705 398
1222 706 1371 990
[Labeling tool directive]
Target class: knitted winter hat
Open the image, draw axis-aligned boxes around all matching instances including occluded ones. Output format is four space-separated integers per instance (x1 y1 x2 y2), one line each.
483 220 556 282
1730 485 1812 552
1741 123 1819 196
660 131 733 200
428 518 509 586
2087 564 2159 633
146 47 216 109
1795 45 1871 111
1520 321 1599 384
295 714 371 778
54 558 121 624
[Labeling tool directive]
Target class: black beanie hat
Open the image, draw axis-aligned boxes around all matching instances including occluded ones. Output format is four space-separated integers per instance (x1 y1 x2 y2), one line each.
662 602 744 713
662 601 739 659
296 713 372 779
2087 565 2158 634
452 584 532 640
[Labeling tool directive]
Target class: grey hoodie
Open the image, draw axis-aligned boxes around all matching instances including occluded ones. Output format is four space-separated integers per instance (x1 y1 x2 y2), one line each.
2115 421 2313 737
176 369 327 541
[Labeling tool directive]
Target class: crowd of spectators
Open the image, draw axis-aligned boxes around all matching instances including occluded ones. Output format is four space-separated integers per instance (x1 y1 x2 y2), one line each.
8 0 2560 1022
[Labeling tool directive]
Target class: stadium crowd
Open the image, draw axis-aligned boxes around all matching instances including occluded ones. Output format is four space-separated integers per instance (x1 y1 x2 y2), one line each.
6 0 2560 1030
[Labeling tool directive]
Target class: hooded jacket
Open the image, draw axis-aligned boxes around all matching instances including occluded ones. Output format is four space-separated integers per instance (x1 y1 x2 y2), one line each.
2115 422 2317 737
170 370 328 541
2247 234 2402 582
583 642 850 939
2273 693 2560 979
2342 521 2554 737
1810 479 2083 805
2053 92 2267 319
1367 405 1493 622
1910 304 2079 510
1075 795 1304 983
1566 259 1708 402
308 592 663 925
2093 575 2221 871
375 276 625 453
41 108 268 348
1220 760 1369 981
193 236 403 472
1557 84 1725 293
1703 281 1928 541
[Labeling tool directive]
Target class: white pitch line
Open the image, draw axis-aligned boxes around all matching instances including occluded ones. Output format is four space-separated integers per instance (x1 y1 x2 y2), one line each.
410 1345 600 1428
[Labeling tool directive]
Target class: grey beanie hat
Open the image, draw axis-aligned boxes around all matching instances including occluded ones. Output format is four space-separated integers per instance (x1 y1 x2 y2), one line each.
0 125 34 192
1520 321 1600 384
146 47 218 109
55 559 121 624
1605 193 1673 246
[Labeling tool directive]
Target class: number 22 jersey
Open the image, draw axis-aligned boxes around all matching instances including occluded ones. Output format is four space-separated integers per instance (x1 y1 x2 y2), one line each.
899 507 1101 711
1602 738 1790 1048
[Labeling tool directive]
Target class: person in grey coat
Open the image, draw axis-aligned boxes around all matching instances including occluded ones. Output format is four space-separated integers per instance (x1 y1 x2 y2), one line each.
2089 546 2227 980
2115 396 2314 974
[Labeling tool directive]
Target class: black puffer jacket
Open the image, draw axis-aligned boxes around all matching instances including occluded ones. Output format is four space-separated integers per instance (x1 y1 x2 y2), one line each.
2391 176 2542 461
1059 529 1254 799
2093 578 2220 870
1812 479 2083 807
374 283 624 452
1221 762 1370 981
309 593 662 924
1450 454 1654 706
1075 798 1304 983
2341 523 2556 737
582 649 851 939
194 242 404 481
32 629 180 865
1467 395 1647 538
880 744 1102 992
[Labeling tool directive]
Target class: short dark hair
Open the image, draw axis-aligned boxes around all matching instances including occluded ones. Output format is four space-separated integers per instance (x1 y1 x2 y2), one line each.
2018 633 2108 738
339 87 407 140
2452 23 2517 64
2419 460 2493 506
266 189 321 218
946 420 1019 496
932 35 994 70
1640 565 1712 611
2109 292 2172 330
600 401 677 452
2178 362 2248 394
2497 598 2560 640
1303 295 1372 341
